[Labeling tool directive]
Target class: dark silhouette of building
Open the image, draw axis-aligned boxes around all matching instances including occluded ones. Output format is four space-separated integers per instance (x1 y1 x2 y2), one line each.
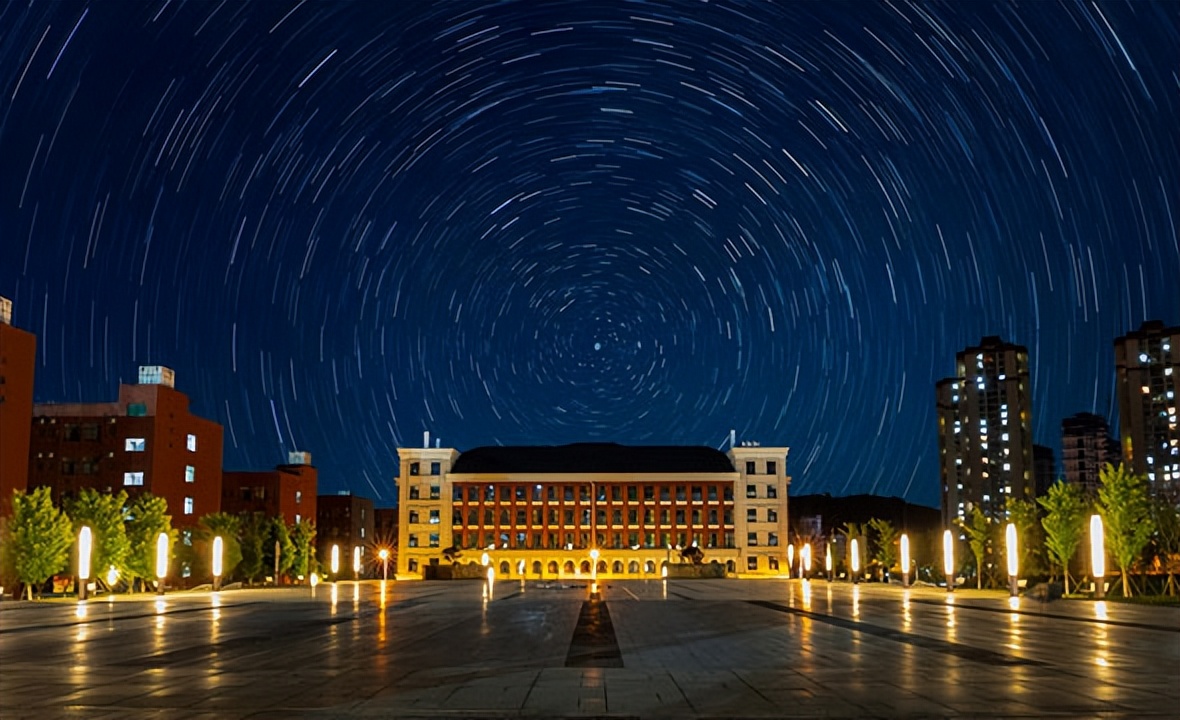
374 507 398 546
316 492 375 577
937 337 1035 528
27 366 223 527
1114 321 1179 498
222 452 317 525
1033 444 1056 498
0 297 36 517
1062 413 1120 495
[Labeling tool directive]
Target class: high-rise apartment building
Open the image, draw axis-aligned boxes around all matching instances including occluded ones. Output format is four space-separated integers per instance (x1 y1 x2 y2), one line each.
1114 321 1179 497
1061 412 1120 495
0 297 37 517
27 366 223 527
936 336 1034 529
1033 444 1056 498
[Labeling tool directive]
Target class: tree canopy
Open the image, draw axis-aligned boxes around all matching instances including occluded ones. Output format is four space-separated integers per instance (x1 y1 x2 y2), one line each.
7 487 73 599
1097 463 1154 597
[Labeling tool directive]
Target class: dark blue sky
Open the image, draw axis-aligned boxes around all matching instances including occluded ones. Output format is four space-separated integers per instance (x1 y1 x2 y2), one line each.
2 1 1177 507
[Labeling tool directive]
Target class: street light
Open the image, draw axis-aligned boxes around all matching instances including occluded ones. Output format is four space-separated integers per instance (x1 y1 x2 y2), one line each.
1091 514 1105 599
212 536 224 592
900 533 911 588
942 529 955 593
1005 523 1019 598
330 544 340 577
481 551 490 567
850 538 860 584
825 543 833 582
787 543 795 577
77 526 93 601
352 546 362 580
106 566 118 597
801 543 812 577
378 548 390 582
155 531 169 595
590 548 600 582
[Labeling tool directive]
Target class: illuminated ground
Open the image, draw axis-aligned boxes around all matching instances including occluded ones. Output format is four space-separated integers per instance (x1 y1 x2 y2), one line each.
0 579 1177 718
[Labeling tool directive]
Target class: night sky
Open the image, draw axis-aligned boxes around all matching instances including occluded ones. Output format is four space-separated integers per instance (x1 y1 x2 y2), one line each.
2 1 1177 507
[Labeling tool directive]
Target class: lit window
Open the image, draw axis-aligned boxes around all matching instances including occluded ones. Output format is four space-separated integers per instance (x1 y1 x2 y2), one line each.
125 438 146 452
747 532 758 546
747 556 759 570
185 465 195 483
360 527 365 538
429 533 440 548
184 497 194 514
294 514 301 523
186 434 197 452
429 509 440 524
295 491 302 504
123 471 144 486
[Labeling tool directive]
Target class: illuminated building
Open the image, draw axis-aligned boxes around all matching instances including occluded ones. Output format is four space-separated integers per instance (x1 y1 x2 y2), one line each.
1061 413 1120 495
395 440 791 578
937 336 1034 528
1114 321 1180 497
222 451 318 525
27 365 223 527
0 297 36 517
316 492 374 575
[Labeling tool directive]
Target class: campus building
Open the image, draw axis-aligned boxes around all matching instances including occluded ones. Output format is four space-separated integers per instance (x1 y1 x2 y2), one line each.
395 440 791 579
936 336 1035 528
222 451 317 525
27 366 223 527
0 297 36 517
1114 321 1179 497
316 492 375 577
1061 412 1120 495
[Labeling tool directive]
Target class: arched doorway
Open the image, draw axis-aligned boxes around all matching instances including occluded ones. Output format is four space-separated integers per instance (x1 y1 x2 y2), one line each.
499 561 510 576
644 560 655 574
612 561 623 574
597 560 608 574
628 560 639 574
579 560 591 574
563 560 575 574
726 560 736 573
548 561 559 575
532 561 542 575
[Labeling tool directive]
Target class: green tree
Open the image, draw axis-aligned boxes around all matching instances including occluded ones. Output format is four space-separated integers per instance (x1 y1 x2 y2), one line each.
65 488 131 589
868 518 899 577
237 512 266 583
1097 463 1154 597
188 512 242 582
125 493 174 592
839 522 865 577
265 517 297 581
1038 481 1088 594
957 507 993 589
290 520 317 581
1150 496 1180 596
1006 497 1045 578
6 487 73 600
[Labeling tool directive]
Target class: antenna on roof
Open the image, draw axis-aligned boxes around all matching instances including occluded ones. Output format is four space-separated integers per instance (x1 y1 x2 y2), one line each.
435 438 441 448
729 429 736 449
423 431 430 449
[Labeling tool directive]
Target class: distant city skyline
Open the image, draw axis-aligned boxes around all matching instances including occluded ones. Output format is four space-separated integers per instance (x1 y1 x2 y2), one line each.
2 2 1177 507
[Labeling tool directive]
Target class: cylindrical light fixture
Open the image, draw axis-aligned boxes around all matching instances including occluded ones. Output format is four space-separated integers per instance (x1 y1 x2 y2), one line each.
900 533 911 588
155 532 169 595
850 538 860 584
787 544 795 576
1090 514 1105 599
353 546 362 578
942 529 955 593
825 543 833 581
77 526 93 601
1005 523 1019 597
330 544 340 575
802 543 812 575
212 536 224 591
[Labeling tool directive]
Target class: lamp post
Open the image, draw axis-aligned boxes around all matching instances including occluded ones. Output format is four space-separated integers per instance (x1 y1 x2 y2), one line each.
850 538 860 584
378 548 390 582
942 529 955 593
900 533 910 588
330 544 340 579
212 535 224 592
77 526 93 601
825 543 833 581
801 542 812 578
1005 522 1019 598
155 532 169 595
787 543 795 578
590 548 600 582
1090 514 1105 599
352 546 362 580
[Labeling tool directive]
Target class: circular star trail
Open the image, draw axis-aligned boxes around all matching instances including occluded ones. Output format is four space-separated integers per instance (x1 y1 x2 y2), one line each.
2 1 1177 505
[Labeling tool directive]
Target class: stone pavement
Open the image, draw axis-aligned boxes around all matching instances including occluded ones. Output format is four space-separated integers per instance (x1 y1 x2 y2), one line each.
1 579 1177 718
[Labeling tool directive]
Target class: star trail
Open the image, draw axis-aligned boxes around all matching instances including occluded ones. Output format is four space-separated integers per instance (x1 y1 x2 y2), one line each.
1 1 1177 506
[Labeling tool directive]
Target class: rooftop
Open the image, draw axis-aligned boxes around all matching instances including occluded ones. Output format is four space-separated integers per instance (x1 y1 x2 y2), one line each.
451 443 736 474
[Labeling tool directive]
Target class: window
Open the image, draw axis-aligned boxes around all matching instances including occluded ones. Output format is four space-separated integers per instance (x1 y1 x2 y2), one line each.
746 461 756 474
431 461 441 475
409 486 420 500
429 533 439 548
185 465 195 483
409 462 420 476
767 509 778 523
127 402 147 417
295 514 301 524
295 491 302 504
125 438 146 452
408 535 418 548
360 528 366 538
184 497 194 515
767 461 777 475
767 485 777 499
747 556 759 570
430 486 440 500
768 532 779 547
747 532 758 546
746 485 757 499
123 471 144 486
747 508 758 522
409 510 420 524
429 510 440 525
186 433 197 452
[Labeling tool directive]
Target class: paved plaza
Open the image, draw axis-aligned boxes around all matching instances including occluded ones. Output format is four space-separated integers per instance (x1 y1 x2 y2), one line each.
1 578 1178 719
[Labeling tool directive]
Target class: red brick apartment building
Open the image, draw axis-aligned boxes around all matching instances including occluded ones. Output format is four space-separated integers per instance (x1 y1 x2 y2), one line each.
222 451 318 525
28 366 223 527
0 297 37 517
316 493 375 576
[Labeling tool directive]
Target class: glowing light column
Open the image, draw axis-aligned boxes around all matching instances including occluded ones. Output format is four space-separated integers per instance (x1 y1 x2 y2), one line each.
155 532 169 595
1090 514 1105 599
942 530 955 593
353 546 362 580
77 526 93 601
900 533 911 588
850 538 861 584
330 544 340 581
825 543 833 582
1005 523 1019 597
212 536 224 592
378 548 390 582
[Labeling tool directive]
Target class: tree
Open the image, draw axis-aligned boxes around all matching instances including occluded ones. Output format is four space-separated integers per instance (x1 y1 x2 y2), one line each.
839 522 865 576
265 517 296 581
237 512 267 583
1150 496 1180 596
125 493 174 592
184 512 242 583
6 487 73 599
958 507 992 589
290 520 317 580
1097 463 1155 597
1006 497 1046 578
65 488 131 589
868 518 899 578
1038 481 1088 594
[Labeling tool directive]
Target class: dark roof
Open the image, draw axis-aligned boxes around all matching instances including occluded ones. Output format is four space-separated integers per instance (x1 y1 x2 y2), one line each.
451 443 735 474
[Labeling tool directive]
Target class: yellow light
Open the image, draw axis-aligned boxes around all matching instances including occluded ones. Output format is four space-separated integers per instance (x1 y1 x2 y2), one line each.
353 546 361 574
378 548 389 561
850 539 860 573
481 552 489 567
1090 515 1105 578
802 543 812 572
310 572 320 587
78 526 93 580
106 566 118 587
590 548 600 561
330 545 340 574
787 544 795 570
900 533 910 572
212 536 224 578
942 530 954 577
1005 523 1018 577
825 545 832 572
155 532 169 580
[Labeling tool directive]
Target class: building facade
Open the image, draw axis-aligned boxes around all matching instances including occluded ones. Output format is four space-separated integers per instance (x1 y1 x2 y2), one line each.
395 441 791 579
1061 412 1120 495
1033 444 1056 498
27 366 223 527
316 492 375 577
937 336 1035 529
222 451 317 525
1114 321 1179 498
0 297 36 517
